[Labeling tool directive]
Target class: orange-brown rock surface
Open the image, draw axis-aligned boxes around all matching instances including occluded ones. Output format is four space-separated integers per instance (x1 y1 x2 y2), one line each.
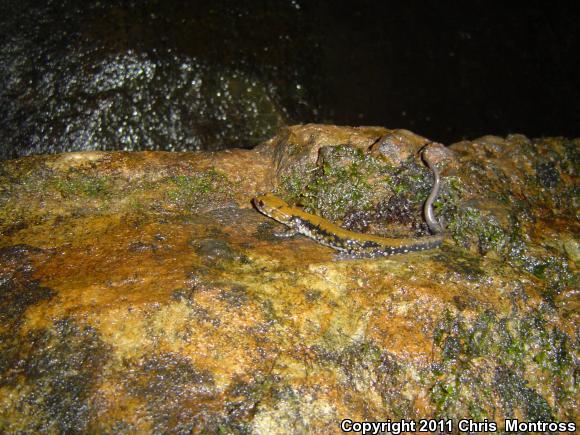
0 125 577 432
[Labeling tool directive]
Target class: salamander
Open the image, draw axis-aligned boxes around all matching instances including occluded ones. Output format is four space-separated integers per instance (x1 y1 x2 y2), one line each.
253 145 444 258
422 146 445 234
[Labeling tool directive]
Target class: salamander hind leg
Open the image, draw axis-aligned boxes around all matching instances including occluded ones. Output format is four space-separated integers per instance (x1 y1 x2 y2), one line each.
333 251 368 261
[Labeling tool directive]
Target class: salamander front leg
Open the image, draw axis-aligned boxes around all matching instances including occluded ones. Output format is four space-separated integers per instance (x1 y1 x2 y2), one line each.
273 227 299 238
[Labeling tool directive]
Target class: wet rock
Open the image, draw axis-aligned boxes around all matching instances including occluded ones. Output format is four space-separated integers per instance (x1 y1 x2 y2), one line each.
261 123 388 183
17 319 111 433
0 125 577 430
369 128 428 165
0 1 320 160
191 238 237 262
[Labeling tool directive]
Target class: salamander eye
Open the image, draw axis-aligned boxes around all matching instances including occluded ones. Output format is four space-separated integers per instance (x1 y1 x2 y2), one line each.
258 200 264 207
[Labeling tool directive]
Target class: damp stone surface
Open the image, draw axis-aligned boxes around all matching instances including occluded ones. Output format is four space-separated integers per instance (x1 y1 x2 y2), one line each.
0 125 578 432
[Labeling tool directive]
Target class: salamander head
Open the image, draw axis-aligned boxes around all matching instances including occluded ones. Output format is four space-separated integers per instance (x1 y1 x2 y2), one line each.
253 194 295 225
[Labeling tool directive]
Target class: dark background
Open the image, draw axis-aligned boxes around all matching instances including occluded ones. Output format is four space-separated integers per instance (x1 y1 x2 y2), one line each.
1 0 579 158
312 1 580 142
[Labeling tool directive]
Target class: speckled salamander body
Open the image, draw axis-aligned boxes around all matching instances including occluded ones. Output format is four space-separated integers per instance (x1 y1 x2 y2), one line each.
253 146 444 257
253 194 443 257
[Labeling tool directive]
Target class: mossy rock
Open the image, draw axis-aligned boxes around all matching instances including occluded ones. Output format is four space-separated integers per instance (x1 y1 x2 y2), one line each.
0 125 577 431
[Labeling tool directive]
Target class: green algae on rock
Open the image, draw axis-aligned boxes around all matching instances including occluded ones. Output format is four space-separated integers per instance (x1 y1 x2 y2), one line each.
0 125 578 432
